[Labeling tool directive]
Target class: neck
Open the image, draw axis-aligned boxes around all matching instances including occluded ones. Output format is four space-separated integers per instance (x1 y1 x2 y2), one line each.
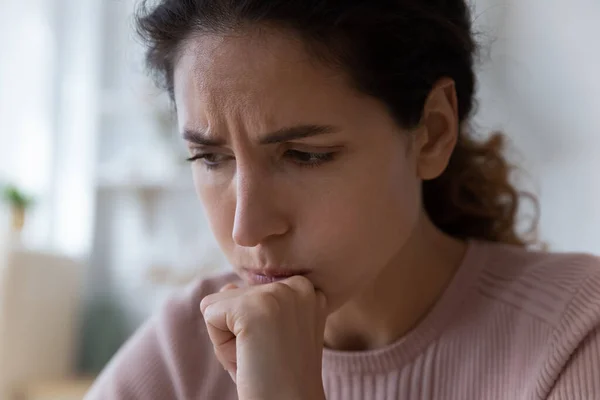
324 214 467 351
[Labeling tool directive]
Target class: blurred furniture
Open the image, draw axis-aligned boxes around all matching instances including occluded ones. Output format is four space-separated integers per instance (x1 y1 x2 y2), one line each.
0 247 82 400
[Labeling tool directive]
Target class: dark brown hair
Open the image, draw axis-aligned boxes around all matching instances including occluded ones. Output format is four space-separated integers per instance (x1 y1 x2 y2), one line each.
135 0 537 245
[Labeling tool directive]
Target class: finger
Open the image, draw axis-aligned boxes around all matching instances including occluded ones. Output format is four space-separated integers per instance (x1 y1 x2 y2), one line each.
201 298 237 346
200 294 240 383
200 286 245 314
213 342 237 369
279 275 315 298
212 343 238 382
220 283 239 292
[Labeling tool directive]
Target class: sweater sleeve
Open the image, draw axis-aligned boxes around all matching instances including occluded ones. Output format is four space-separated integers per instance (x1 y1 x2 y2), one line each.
547 326 600 399
84 274 238 400
84 314 183 399
545 255 600 400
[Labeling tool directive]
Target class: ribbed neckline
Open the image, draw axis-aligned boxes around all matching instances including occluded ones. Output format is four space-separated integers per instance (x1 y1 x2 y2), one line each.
322 239 488 374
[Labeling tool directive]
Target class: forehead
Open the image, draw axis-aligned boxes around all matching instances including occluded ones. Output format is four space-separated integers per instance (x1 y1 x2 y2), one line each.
173 30 360 126
176 29 320 88
171 28 405 146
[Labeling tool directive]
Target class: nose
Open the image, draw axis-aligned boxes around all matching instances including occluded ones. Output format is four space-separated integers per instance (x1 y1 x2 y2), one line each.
231 167 290 247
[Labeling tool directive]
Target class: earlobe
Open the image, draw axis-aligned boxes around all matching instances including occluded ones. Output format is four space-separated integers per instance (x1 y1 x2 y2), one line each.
416 78 459 181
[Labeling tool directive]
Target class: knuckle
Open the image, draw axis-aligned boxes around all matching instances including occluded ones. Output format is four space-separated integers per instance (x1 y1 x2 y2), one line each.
252 290 281 317
290 275 314 293
201 303 217 323
199 295 214 314
273 280 291 293
266 281 292 299
285 275 315 300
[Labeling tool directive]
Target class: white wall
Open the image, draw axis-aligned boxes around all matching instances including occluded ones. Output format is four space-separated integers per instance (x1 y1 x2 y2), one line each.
50 0 102 257
473 0 600 253
0 0 57 248
0 0 101 257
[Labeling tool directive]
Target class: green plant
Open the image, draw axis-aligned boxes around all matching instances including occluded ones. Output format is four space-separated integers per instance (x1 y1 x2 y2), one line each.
2 184 34 209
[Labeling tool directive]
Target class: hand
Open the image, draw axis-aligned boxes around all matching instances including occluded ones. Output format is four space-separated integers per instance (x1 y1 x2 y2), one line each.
200 275 328 400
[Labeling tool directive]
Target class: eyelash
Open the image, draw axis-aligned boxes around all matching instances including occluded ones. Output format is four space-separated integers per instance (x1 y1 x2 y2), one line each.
185 153 225 170
284 149 335 168
185 150 335 170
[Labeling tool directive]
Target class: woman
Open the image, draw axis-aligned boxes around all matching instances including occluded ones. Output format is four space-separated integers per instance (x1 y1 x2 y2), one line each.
86 0 600 399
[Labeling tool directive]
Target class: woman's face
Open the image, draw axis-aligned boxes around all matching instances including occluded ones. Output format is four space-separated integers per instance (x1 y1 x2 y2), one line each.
174 31 424 310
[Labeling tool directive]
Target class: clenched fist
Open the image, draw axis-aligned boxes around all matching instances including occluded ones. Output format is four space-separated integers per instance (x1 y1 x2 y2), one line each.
200 275 328 400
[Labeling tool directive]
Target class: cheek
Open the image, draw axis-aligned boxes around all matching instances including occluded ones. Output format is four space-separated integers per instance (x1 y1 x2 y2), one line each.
313 152 419 247
303 159 421 302
320 174 418 260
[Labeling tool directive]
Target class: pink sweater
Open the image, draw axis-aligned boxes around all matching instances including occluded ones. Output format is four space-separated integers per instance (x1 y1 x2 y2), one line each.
85 241 600 399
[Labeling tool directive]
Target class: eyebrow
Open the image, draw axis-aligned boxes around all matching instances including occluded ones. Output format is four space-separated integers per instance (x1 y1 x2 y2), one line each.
182 124 339 146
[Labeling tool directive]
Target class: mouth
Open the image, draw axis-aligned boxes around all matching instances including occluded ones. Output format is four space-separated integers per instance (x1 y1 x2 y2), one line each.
241 268 309 285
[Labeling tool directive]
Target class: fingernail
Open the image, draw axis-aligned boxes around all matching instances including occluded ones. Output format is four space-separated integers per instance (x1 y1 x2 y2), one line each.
219 283 238 292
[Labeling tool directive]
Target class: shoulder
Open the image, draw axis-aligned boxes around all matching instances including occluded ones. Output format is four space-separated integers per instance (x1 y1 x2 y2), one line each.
471 242 600 395
477 244 600 360
475 240 600 328
85 271 241 400
479 240 600 287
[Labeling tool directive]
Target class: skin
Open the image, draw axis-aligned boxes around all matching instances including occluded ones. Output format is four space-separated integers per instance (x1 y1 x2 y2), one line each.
175 28 467 398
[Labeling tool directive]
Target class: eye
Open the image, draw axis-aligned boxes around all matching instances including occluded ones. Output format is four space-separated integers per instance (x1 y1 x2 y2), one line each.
186 153 231 170
284 149 335 167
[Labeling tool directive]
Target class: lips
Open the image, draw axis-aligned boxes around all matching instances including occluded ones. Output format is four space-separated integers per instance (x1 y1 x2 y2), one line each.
241 268 309 285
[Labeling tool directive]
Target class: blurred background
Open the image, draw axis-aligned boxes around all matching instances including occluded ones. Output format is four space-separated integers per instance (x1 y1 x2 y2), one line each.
0 0 599 398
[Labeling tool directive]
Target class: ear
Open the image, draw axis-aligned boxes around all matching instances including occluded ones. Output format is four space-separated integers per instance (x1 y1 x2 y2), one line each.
414 78 459 180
